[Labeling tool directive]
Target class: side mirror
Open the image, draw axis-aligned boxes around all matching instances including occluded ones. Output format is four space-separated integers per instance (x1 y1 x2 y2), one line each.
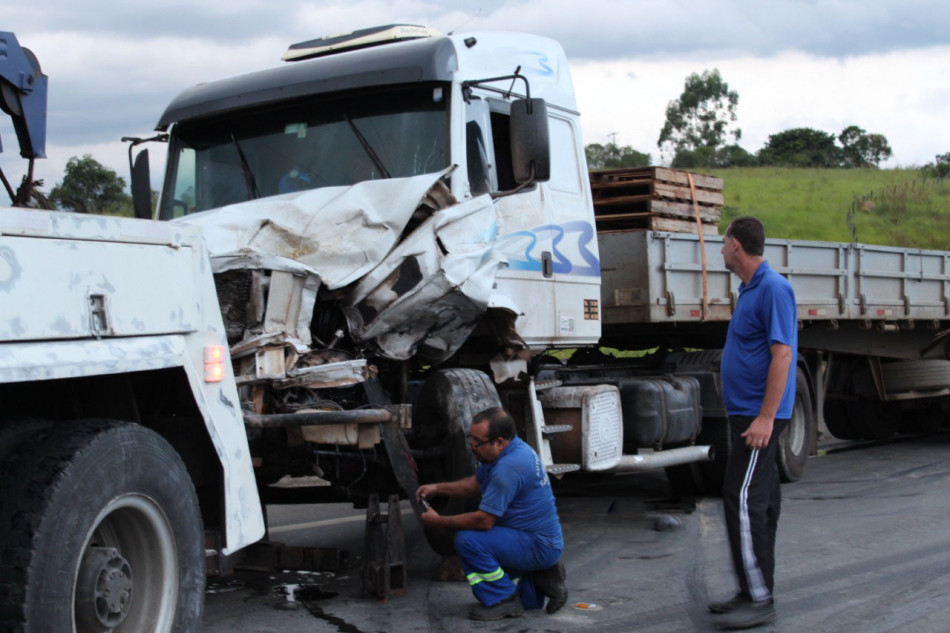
510 98 550 184
131 150 152 220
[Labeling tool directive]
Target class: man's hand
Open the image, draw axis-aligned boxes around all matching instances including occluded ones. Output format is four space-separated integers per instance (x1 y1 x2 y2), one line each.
741 415 775 450
417 483 439 503
420 500 441 526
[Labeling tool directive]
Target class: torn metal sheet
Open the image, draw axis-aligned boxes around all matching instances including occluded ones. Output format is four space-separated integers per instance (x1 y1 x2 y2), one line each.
342 193 501 362
174 167 505 364
173 169 454 290
279 358 372 389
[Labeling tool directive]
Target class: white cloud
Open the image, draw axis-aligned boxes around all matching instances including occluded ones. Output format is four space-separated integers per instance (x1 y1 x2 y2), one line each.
573 47 950 167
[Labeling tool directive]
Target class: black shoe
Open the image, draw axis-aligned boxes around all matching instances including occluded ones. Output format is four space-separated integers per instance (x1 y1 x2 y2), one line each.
708 592 750 614
468 594 524 621
534 561 568 614
715 600 776 630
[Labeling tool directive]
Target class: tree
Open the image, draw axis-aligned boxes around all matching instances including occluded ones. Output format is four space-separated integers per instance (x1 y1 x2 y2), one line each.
838 125 892 167
585 143 651 170
657 69 741 161
757 128 843 167
672 144 756 169
50 155 130 215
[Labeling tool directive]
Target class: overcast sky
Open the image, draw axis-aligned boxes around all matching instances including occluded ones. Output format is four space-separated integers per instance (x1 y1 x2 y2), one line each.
2 0 949 196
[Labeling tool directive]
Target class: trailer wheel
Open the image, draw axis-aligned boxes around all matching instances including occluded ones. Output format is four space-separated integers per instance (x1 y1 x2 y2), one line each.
414 369 501 554
0 420 204 633
778 368 815 482
879 359 950 394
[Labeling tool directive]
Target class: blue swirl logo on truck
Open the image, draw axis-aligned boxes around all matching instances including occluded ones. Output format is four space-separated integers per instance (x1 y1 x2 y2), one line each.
495 220 600 277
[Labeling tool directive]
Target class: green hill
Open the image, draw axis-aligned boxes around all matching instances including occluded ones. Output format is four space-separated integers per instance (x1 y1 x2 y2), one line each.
706 168 950 251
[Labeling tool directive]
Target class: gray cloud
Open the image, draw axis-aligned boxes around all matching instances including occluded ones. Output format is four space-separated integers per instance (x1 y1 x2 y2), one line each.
2 0 949 194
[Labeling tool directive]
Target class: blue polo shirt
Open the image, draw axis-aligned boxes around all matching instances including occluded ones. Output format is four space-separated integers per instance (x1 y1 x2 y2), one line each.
721 260 798 419
476 436 563 550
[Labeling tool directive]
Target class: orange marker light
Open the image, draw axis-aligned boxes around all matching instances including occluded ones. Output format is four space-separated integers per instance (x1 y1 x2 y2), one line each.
204 345 227 383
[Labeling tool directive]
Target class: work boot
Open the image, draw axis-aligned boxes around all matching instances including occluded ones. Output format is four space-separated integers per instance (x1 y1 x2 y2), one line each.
707 592 750 614
715 600 776 630
534 561 568 614
468 594 524 621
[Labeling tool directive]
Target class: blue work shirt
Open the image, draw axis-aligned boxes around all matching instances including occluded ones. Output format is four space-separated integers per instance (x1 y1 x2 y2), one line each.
721 260 798 419
476 436 563 550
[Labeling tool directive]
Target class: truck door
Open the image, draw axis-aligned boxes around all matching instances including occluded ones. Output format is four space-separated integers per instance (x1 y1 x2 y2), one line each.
463 96 558 347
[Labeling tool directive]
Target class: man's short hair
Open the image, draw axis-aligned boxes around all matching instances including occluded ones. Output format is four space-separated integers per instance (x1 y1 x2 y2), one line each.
472 407 517 441
727 216 765 256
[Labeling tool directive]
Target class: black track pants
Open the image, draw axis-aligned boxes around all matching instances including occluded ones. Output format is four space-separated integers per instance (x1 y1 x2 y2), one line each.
721 415 788 604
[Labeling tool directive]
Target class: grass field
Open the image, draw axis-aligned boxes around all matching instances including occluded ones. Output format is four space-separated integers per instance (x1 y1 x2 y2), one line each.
705 167 950 251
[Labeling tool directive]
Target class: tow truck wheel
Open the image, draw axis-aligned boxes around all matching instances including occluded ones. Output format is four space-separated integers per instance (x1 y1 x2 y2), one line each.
0 420 204 633
414 369 501 555
777 367 816 482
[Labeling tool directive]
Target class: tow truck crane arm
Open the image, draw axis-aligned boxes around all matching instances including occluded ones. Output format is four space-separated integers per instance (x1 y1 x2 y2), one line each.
0 31 49 206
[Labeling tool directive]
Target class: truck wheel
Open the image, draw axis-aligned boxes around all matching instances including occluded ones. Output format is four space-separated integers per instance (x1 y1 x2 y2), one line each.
0 419 52 463
414 369 501 554
879 359 950 394
777 368 815 483
0 420 204 633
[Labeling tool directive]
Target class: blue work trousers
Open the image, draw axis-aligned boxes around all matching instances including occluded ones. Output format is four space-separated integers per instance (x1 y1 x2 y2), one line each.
455 526 561 608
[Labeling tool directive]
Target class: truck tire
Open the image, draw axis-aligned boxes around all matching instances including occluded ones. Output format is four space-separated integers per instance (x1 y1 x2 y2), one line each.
414 369 501 554
878 359 950 394
0 420 204 633
0 420 52 463
777 367 816 482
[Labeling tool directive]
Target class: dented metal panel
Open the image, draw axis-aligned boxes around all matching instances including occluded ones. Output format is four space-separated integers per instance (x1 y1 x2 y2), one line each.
343 193 500 361
174 169 455 289
175 169 508 363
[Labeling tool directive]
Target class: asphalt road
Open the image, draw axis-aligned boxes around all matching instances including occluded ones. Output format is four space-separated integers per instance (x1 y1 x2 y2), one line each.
203 431 950 632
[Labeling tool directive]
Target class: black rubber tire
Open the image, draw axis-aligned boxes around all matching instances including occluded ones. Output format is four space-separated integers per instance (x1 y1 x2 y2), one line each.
778 367 816 483
414 369 501 555
0 420 52 464
879 359 950 394
0 420 204 633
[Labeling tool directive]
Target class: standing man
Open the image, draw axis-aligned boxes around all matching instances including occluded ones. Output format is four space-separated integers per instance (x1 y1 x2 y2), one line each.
709 216 797 630
417 407 567 621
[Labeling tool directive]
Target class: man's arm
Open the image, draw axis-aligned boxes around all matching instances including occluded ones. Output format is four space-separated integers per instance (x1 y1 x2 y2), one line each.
421 508 497 531
417 475 496 530
417 475 480 502
741 342 793 449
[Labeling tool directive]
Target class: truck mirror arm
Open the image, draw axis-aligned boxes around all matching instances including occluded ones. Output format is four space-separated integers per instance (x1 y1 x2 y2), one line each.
461 66 532 104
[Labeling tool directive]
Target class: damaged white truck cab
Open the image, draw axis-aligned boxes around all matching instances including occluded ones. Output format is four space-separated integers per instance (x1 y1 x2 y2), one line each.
143 23 662 524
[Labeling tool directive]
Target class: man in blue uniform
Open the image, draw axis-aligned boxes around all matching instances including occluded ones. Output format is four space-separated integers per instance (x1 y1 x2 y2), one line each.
709 216 797 630
418 407 567 621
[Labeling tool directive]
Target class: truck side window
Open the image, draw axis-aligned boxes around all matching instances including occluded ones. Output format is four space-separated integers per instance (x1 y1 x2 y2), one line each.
466 121 491 196
490 112 517 191
547 117 582 196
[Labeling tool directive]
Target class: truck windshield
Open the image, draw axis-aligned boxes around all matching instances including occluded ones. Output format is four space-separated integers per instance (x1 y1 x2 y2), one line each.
160 83 449 218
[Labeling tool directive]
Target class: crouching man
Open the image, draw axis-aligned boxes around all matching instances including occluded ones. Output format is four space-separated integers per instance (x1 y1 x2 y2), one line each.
417 407 568 621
